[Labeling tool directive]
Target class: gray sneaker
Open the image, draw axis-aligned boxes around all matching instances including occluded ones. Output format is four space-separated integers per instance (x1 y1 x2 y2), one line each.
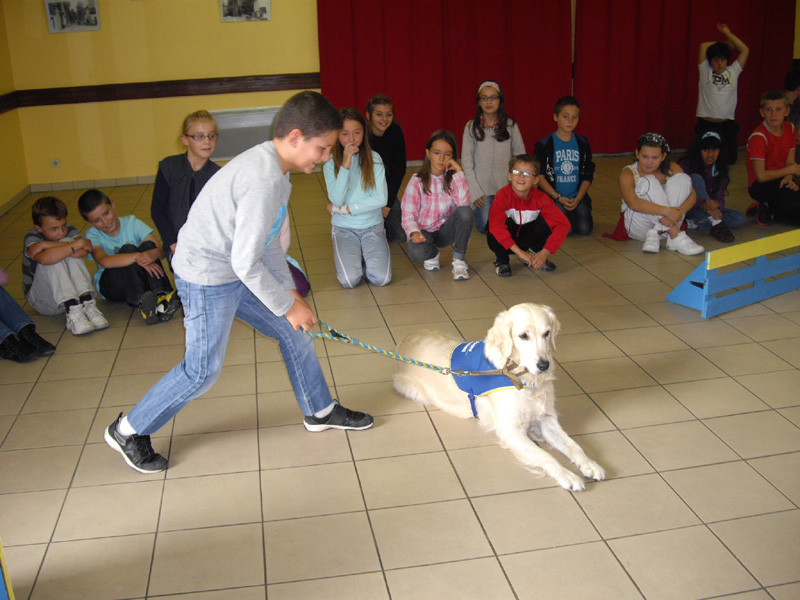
303 401 374 432
104 413 168 473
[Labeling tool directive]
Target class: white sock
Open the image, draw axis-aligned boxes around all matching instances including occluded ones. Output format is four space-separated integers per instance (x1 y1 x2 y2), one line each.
118 416 136 436
709 216 722 226
313 403 335 419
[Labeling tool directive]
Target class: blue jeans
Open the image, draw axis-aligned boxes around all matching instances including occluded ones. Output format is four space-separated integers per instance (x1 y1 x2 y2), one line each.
407 206 473 262
556 195 594 236
127 277 332 435
473 195 494 234
688 173 745 231
0 286 34 342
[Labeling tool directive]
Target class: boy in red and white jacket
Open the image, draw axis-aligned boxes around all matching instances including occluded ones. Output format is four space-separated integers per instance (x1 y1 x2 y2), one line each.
487 154 570 276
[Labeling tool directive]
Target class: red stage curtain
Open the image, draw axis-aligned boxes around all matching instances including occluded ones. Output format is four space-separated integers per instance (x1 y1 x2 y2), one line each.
574 0 796 154
317 0 573 160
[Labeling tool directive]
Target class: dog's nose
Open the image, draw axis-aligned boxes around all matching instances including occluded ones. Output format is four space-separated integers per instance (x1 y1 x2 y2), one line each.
536 359 550 372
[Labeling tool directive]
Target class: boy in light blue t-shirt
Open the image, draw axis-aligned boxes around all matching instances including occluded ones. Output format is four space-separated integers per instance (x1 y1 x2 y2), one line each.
78 189 179 324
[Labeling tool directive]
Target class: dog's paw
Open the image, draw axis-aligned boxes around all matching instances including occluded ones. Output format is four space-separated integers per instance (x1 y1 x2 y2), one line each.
549 466 586 492
579 459 606 482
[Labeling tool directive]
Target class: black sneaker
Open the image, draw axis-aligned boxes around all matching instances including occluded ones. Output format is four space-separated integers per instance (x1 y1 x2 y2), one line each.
0 335 38 363
709 222 735 243
156 290 182 322
17 324 56 356
495 262 512 277
756 202 773 226
539 260 557 272
303 401 374 432
138 291 159 325
104 413 168 473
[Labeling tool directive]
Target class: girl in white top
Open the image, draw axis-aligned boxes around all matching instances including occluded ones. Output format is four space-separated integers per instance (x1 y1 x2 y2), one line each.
619 133 704 255
462 80 525 233
323 107 391 288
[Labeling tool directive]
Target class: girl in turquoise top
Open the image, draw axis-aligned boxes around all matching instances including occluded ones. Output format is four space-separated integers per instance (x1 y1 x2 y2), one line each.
323 107 391 288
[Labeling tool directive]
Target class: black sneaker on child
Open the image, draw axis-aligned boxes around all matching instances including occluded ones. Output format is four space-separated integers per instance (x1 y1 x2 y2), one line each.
495 262 512 277
0 335 38 363
756 202 773 226
104 412 168 473
539 260 557 272
138 291 159 325
709 222 735 243
303 400 374 432
156 290 182 322
17 324 56 356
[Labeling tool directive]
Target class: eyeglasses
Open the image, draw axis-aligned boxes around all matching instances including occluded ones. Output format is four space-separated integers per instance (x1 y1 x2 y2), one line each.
186 133 218 142
510 169 535 177
479 95 500 102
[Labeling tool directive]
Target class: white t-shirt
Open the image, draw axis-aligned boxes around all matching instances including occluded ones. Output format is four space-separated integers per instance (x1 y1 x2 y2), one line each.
696 59 743 121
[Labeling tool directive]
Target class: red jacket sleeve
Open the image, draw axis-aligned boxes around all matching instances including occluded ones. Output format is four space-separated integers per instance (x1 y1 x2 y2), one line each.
534 190 570 254
488 186 515 249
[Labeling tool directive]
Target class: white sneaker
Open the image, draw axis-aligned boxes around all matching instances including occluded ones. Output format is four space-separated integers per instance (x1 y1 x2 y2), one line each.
81 298 109 330
642 229 661 253
666 231 705 255
452 259 470 280
66 304 94 335
423 252 440 271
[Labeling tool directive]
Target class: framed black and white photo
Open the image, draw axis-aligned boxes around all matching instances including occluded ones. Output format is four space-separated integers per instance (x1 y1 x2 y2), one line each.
45 0 100 33
220 0 271 22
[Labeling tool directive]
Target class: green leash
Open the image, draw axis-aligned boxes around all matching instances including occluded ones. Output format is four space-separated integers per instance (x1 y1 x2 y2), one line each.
301 321 528 387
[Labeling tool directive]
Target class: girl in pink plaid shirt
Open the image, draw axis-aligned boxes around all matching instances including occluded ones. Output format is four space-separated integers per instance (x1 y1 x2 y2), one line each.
401 130 473 280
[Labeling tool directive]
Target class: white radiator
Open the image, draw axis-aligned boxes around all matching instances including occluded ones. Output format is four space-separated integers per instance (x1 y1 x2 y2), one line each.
210 106 280 161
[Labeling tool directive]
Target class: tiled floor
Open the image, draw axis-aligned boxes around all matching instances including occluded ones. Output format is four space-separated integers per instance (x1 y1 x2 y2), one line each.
1 156 799 599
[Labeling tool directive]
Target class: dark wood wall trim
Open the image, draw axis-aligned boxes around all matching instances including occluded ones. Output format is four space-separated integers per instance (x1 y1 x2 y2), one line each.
0 72 320 115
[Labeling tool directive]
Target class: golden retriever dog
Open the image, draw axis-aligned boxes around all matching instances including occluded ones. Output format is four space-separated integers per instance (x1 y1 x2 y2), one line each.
393 303 605 491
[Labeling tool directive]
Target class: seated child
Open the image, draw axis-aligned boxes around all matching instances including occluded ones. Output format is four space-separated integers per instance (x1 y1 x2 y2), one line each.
745 90 800 226
619 133 705 255
323 107 391 288
365 94 407 243
401 130 473 280
78 189 180 324
0 267 55 362
534 95 595 235
487 154 570 276
23 196 109 334
151 110 220 263
678 131 743 243
695 23 749 164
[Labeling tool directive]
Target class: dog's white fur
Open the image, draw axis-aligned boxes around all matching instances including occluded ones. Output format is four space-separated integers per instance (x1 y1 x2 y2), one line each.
393 303 605 491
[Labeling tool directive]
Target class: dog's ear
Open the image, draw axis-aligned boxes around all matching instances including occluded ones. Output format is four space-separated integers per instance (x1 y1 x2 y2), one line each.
485 309 514 366
542 304 560 352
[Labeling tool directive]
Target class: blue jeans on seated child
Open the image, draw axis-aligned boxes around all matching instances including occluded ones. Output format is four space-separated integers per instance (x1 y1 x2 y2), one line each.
0 286 34 342
556 195 594 236
407 206 473 262
688 173 745 231
473 195 494 234
126 277 333 435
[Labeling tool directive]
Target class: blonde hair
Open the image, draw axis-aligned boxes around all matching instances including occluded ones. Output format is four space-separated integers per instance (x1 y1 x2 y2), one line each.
181 110 217 137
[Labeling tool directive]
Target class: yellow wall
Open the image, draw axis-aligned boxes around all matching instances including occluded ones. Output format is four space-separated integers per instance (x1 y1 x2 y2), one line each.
0 2 29 206
2 0 320 188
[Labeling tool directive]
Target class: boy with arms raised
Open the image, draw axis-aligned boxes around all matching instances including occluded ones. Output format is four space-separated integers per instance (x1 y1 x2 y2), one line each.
23 196 108 335
104 91 373 474
746 90 800 226
487 154 569 277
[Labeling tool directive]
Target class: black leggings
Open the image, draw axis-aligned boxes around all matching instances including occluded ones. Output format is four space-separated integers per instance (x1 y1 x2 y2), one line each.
98 242 172 305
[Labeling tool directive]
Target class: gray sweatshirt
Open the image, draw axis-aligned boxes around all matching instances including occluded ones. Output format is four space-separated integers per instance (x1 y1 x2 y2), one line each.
172 140 295 316
461 119 526 201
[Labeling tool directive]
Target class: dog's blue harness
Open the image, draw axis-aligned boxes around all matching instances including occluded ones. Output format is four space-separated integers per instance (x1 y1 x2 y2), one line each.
451 341 522 418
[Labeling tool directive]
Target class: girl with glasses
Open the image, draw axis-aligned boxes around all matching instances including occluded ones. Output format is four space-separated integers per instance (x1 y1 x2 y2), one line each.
151 110 220 262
